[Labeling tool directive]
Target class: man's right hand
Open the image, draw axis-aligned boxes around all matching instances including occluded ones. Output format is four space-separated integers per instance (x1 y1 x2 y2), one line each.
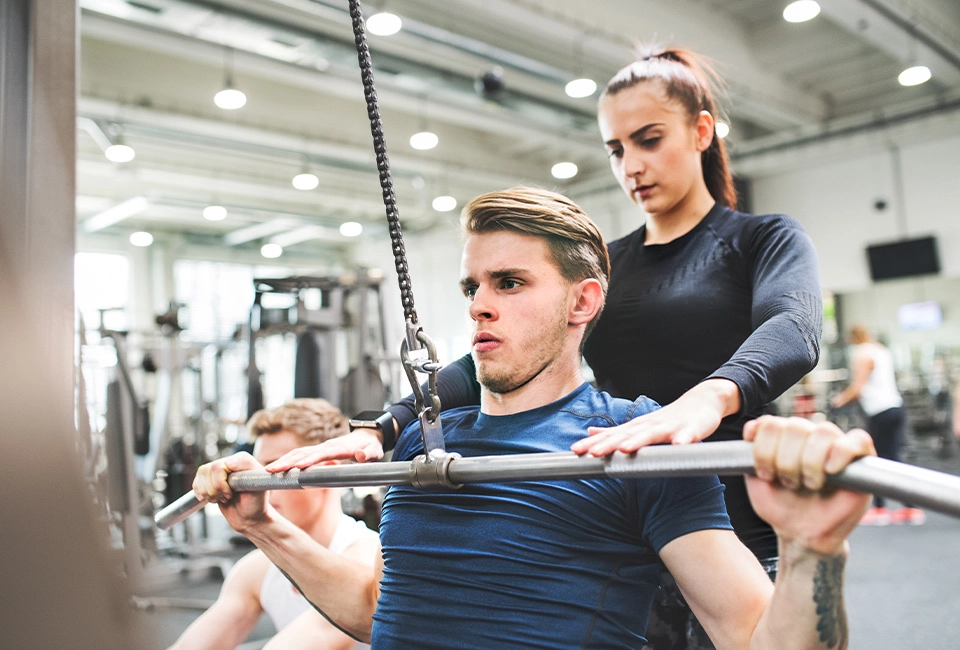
265 429 385 472
192 452 270 533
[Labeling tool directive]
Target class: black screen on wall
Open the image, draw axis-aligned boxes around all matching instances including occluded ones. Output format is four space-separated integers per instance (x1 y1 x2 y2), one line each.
866 236 941 281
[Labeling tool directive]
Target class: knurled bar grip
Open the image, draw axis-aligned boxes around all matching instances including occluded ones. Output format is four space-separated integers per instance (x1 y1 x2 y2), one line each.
154 440 960 531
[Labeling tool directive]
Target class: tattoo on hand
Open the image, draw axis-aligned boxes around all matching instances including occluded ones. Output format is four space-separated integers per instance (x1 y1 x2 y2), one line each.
813 555 848 649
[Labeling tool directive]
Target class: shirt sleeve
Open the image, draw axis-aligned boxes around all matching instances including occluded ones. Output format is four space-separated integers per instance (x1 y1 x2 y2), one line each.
387 353 480 447
707 215 823 416
642 477 732 552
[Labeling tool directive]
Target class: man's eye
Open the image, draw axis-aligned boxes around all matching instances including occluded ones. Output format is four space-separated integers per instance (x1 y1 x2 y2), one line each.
463 286 477 298
501 279 520 290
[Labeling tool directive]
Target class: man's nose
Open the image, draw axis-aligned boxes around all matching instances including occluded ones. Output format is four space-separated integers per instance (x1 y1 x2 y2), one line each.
468 286 496 321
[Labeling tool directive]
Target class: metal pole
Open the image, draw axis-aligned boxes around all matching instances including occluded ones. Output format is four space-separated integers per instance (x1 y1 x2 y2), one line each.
155 440 960 530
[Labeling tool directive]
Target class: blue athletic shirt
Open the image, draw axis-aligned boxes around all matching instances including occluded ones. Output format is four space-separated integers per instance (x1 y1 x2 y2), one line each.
372 383 732 649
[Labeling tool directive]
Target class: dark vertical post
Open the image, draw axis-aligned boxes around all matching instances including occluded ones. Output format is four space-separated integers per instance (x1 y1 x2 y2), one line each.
0 2 147 646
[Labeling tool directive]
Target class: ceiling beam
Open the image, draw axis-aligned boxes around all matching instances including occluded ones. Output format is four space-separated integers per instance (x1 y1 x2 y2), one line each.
82 196 149 232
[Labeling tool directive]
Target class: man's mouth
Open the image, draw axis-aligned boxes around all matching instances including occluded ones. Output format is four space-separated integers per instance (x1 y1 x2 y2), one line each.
473 331 501 352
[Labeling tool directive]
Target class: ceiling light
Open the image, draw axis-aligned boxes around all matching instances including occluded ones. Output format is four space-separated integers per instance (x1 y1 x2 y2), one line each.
129 231 154 247
340 221 363 237
432 195 457 212
214 87 246 110
715 122 730 139
366 11 402 36
215 46 246 110
783 1 820 23
203 205 228 221
564 78 597 98
292 172 319 191
409 131 439 150
898 65 931 86
105 143 135 163
551 162 578 179
260 243 283 258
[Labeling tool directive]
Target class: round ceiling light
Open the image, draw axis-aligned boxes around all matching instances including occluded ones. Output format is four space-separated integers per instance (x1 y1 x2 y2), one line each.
366 12 402 36
432 195 457 212
715 122 730 139
410 131 439 150
129 231 154 247
551 162 578 179
898 65 931 87
292 172 319 191
105 143 136 163
203 205 228 221
340 221 363 237
214 88 247 110
783 0 820 23
260 243 283 258
564 78 597 98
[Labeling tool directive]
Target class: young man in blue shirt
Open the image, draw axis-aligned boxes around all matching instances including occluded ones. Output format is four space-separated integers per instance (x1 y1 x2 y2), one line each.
194 187 874 649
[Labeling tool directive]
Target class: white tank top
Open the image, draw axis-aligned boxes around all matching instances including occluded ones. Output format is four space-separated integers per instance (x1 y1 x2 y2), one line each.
854 343 903 416
259 514 375 648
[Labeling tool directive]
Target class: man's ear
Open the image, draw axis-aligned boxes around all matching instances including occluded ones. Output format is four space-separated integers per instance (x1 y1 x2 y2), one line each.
568 278 604 326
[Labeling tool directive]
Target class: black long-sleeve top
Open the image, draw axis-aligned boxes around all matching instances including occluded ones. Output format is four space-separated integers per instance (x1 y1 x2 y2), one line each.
389 203 822 557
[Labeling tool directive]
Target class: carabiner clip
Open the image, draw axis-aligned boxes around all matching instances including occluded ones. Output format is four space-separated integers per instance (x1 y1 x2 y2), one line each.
400 328 444 456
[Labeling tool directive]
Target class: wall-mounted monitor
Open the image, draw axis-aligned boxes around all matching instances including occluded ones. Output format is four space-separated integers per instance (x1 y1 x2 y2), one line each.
897 301 942 331
866 236 941 281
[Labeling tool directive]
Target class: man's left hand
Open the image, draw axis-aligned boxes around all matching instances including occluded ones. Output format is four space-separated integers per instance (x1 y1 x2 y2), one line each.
744 416 875 556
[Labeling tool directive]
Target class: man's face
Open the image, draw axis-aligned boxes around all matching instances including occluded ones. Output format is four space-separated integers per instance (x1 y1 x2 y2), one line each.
459 230 573 394
254 430 327 530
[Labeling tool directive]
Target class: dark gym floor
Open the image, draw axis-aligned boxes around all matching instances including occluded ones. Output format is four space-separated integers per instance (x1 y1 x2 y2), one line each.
845 431 960 650
134 433 960 650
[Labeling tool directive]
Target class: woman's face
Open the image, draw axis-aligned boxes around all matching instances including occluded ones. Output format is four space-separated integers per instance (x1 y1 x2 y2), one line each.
598 81 713 219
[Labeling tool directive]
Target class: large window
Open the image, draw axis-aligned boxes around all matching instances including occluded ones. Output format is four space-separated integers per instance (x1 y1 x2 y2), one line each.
75 252 129 331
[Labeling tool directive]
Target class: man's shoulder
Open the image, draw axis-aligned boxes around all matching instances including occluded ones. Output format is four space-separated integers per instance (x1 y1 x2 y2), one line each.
223 548 272 593
563 384 660 426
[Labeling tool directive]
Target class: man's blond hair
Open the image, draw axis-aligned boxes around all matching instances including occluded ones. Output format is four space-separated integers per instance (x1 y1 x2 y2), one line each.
460 186 610 336
247 398 348 445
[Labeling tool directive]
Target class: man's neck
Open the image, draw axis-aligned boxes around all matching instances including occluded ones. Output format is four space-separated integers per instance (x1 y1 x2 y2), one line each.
480 356 585 416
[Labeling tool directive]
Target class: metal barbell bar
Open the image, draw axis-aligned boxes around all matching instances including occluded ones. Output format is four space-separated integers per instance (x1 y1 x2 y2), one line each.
155 440 960 531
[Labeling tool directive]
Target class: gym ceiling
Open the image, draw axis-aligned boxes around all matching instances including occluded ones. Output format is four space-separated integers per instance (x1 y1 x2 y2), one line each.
76 0 960 259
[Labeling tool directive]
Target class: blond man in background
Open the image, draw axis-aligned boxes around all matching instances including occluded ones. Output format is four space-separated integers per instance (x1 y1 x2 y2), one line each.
169 398 379 650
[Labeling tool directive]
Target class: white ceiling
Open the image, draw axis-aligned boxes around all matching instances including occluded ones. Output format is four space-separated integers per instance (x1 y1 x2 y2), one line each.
76 0 960 258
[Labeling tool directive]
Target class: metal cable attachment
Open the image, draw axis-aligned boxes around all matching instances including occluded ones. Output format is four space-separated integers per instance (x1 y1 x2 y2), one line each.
347 0 418 326
409 452 462 489
400 329 445 455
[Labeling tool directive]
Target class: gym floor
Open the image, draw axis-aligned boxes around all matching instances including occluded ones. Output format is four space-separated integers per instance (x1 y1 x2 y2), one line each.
135 435 960 650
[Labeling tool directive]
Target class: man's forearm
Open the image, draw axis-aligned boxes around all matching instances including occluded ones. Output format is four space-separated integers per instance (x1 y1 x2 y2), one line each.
751 539 849 650
239 509 378 642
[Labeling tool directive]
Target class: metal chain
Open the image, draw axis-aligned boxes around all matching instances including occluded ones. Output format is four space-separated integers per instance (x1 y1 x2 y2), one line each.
347 0 418 328
346 0 445 455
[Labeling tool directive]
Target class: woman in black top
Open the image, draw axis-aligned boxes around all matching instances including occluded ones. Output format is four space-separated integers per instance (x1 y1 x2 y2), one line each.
270 46 823 650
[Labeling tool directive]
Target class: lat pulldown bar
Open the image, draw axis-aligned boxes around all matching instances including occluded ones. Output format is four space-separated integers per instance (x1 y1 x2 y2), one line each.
155 440 960 530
